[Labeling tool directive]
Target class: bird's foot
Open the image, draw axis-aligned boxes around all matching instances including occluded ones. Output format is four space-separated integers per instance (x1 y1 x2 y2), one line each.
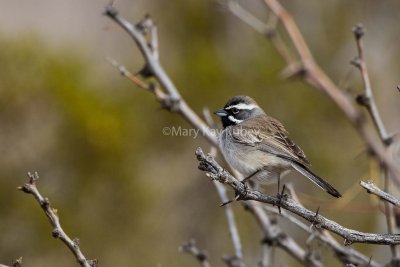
275 184 287 214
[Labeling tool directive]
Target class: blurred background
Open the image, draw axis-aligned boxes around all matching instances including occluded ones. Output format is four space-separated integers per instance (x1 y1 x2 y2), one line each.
0 0 399 266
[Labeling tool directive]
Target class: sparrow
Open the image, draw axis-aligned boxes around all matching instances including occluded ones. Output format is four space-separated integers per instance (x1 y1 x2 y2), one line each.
215 95 342 198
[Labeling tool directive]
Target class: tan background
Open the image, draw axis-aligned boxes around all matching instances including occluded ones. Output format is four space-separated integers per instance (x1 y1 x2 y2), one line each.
0 0 399 266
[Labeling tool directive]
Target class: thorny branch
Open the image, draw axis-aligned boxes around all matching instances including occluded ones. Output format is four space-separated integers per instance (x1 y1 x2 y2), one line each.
104 3 324 265
179 239 211 267
227 0 400 187
263 204 382 267
196 147 400 245
246 202 322 267
104 3 387 266
18 172 97 267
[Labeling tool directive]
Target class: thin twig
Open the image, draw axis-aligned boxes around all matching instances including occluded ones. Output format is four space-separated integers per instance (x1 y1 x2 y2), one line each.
351 24 400 258
263 206 382 267
351 24 389 143
104 4 217 145
226 0 295 70
285 183 378 266
105 5 314 264
203 111 315 265
246 201 322 267
18 172 97 267
360 181 400 207
106 57 167 101
207 146 243 260
179 239 211 267
214 181 243 259
228 0 400 186
107 5 244 260
196 148 400 245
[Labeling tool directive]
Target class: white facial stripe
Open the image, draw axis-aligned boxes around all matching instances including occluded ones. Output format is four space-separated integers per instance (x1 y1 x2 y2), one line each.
225 103 257 110
228 115 243 124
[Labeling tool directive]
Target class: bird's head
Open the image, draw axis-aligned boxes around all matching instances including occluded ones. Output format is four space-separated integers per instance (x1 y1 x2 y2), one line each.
215 95 264 128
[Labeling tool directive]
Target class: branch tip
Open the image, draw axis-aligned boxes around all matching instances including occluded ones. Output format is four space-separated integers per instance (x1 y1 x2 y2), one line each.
104 3 118 17
352 24 365 39
11 257 22 267
27 171 39 183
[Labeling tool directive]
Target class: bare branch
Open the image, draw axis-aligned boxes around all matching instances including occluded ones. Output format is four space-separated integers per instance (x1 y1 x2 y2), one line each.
247 202 323 267
360 181 400 207
351 24 390 144
107 6 245 259
215 180 244 259
228 0 400 186
106 57 168 101
196 148 400 245
18 172 97 267
263 206 382 267
350 24 400 258
105 5 217 145
179 239 211 267
104 4 217 145
226 0 295 66
105 5 340 266
261 0 400 184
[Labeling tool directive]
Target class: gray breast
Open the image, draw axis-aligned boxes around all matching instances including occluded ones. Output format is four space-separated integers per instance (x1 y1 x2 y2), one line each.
218 127 292 182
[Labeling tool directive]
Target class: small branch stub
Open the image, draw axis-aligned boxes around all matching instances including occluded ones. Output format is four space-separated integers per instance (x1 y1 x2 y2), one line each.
179 239 211 267
352 24 365 40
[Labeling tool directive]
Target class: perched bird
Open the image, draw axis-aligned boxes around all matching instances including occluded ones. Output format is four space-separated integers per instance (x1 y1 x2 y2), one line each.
214 95 341 198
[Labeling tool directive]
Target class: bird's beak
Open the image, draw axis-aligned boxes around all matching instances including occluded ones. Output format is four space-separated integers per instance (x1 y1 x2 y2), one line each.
214 108 228 117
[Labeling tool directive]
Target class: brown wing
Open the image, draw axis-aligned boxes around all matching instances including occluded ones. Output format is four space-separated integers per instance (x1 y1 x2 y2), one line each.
231 114 310 166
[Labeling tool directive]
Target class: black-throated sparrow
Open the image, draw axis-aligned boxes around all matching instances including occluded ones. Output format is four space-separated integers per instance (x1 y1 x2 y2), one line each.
215 95 341 198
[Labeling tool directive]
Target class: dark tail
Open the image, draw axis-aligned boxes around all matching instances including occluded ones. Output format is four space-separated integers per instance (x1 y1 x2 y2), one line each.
290 161 342 198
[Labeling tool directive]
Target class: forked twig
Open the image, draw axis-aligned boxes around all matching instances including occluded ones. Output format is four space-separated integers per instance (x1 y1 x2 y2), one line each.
18 172 97 267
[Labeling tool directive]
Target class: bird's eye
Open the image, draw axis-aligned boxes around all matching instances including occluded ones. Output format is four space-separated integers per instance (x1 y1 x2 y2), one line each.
231 108 239 114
